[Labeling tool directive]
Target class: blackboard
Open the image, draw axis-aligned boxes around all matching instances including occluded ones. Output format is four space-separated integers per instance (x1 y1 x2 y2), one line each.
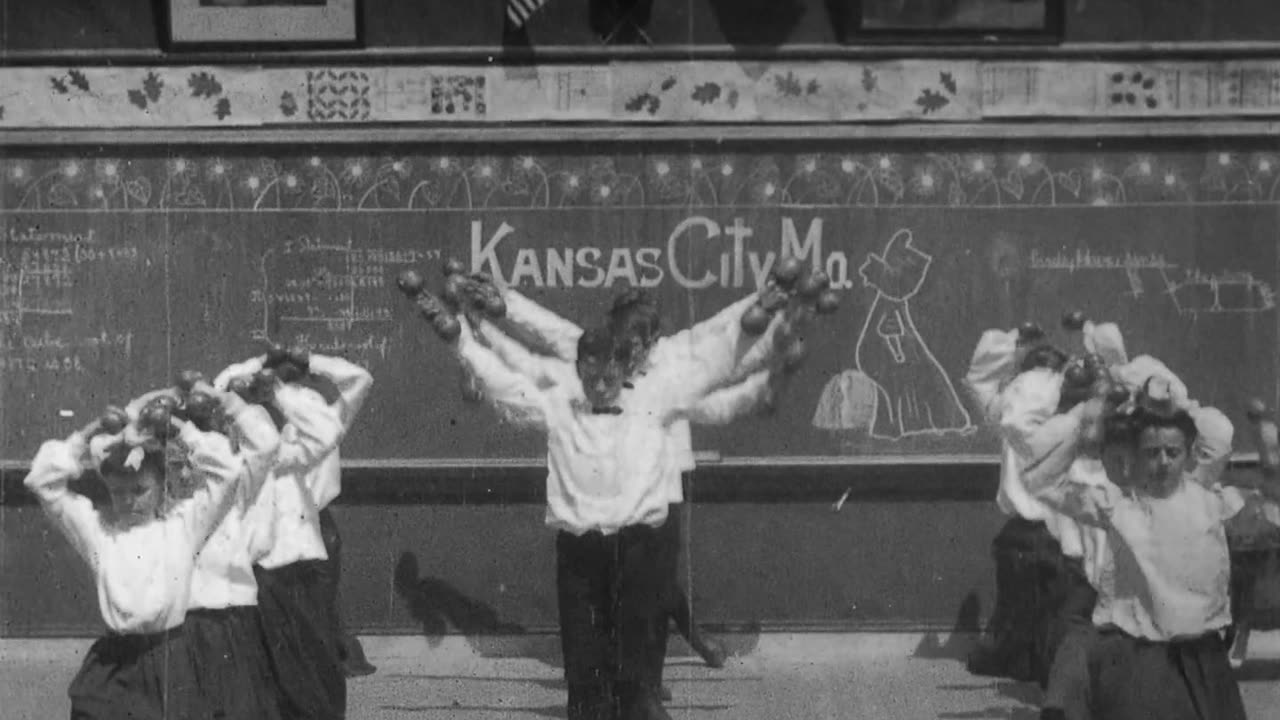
2 144 1276 464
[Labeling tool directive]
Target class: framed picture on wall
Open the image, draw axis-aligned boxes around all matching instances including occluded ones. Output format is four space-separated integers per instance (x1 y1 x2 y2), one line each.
167 0 360 47
852 0 1063 43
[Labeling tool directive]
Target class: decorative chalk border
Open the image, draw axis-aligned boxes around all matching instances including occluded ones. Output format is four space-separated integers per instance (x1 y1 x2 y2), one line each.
4 149 1278 211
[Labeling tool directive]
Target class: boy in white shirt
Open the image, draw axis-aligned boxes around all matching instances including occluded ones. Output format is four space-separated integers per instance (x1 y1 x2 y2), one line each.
965 324 1108 686
405 272 796 720
483 282 788 691
214 352 368 720
276 351 377 677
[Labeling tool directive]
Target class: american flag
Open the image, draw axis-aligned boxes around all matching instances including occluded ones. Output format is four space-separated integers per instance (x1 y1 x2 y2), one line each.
507 0 549 28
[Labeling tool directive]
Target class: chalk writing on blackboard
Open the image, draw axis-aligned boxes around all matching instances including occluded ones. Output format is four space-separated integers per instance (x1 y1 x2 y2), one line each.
1029 249 1175 272
252 236 433 365
469 216 854 291
1165 270 1276 315
0 330 133 375
7 227 99 245
1026 248 1274 314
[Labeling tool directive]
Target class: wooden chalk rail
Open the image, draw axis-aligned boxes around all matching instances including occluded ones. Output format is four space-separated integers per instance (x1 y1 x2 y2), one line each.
0 452 1264 472
6 120 1280 147
8 41 1280 66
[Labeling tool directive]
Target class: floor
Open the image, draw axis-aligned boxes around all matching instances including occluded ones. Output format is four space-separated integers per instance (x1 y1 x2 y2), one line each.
3 632 1280 719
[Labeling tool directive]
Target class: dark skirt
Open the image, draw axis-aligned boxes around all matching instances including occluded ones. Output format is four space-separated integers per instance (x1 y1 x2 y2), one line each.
969 518 1093 687
68 624 204 720
184 606 284 720
1086 628 1246 720
1227 507 1280 631
254 562 347 720
1041 618 1100 720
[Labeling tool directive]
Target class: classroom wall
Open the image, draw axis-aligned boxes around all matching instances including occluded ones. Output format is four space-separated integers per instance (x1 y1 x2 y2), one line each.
3 0 1280 52
3 0 1277 640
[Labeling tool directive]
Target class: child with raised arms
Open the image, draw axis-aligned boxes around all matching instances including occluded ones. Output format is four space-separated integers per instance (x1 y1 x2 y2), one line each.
397 261 830 720
1023 383 1248 720
213 350 368 720
25 382 276 719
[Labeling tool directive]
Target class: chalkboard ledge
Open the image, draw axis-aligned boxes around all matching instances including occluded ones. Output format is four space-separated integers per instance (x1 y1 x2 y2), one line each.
1 456 1267 506
0 453 1264 472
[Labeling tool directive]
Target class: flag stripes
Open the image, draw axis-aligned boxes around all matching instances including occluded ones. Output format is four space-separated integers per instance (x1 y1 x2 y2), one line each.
507 0 549 28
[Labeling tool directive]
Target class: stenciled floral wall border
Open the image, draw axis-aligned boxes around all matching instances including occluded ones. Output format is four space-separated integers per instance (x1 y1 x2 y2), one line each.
3 60 1280 128
3 150 1279 212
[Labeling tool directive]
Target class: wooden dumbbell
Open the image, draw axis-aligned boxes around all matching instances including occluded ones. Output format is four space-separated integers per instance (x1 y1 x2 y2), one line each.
1017 322 1045 345
819 288 839 313
740 304 771 335
397 269 426 297
264 342 291 369
395 269 462 341
1246 398 1280 476
228 368 279 406
1246 398 1270 423
1061 310 1088 332
466 273 507 318
175 370 205 394
139 396 180 441
796 270 830 300
80 406 129 439
182 390 220 431
772 256 804 291
814 289 839 315
271 346 310 383
99 406 129 435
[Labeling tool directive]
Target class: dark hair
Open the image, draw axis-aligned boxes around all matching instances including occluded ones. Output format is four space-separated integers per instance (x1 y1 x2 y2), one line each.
1103 405 1198 449
610 288 655 316
98 445 167 484
295 373 340 404
1019 344 1068 374
608 289 661 341
576 326 617 365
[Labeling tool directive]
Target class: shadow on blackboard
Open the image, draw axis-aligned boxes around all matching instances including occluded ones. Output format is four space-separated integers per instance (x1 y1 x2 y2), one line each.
392 550 763 667
913 591 983 661
392 551 550 661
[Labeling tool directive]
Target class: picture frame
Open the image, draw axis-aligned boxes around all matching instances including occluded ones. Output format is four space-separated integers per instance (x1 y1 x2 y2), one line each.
851 0 1063 44
166 0 361 48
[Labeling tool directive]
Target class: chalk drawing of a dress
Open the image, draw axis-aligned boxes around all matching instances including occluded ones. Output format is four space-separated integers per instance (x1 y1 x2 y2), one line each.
813 229 973 440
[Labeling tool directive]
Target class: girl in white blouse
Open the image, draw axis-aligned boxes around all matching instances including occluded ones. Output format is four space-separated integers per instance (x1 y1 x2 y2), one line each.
1025 388 1248 720
25 386 271 719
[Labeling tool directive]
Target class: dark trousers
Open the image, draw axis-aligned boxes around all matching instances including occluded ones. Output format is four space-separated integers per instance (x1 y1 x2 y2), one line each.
1227 548 1270 654
557 524 668 720
317 509 342 621
318 508 373 671
254 562 346 720
658 501 709 664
